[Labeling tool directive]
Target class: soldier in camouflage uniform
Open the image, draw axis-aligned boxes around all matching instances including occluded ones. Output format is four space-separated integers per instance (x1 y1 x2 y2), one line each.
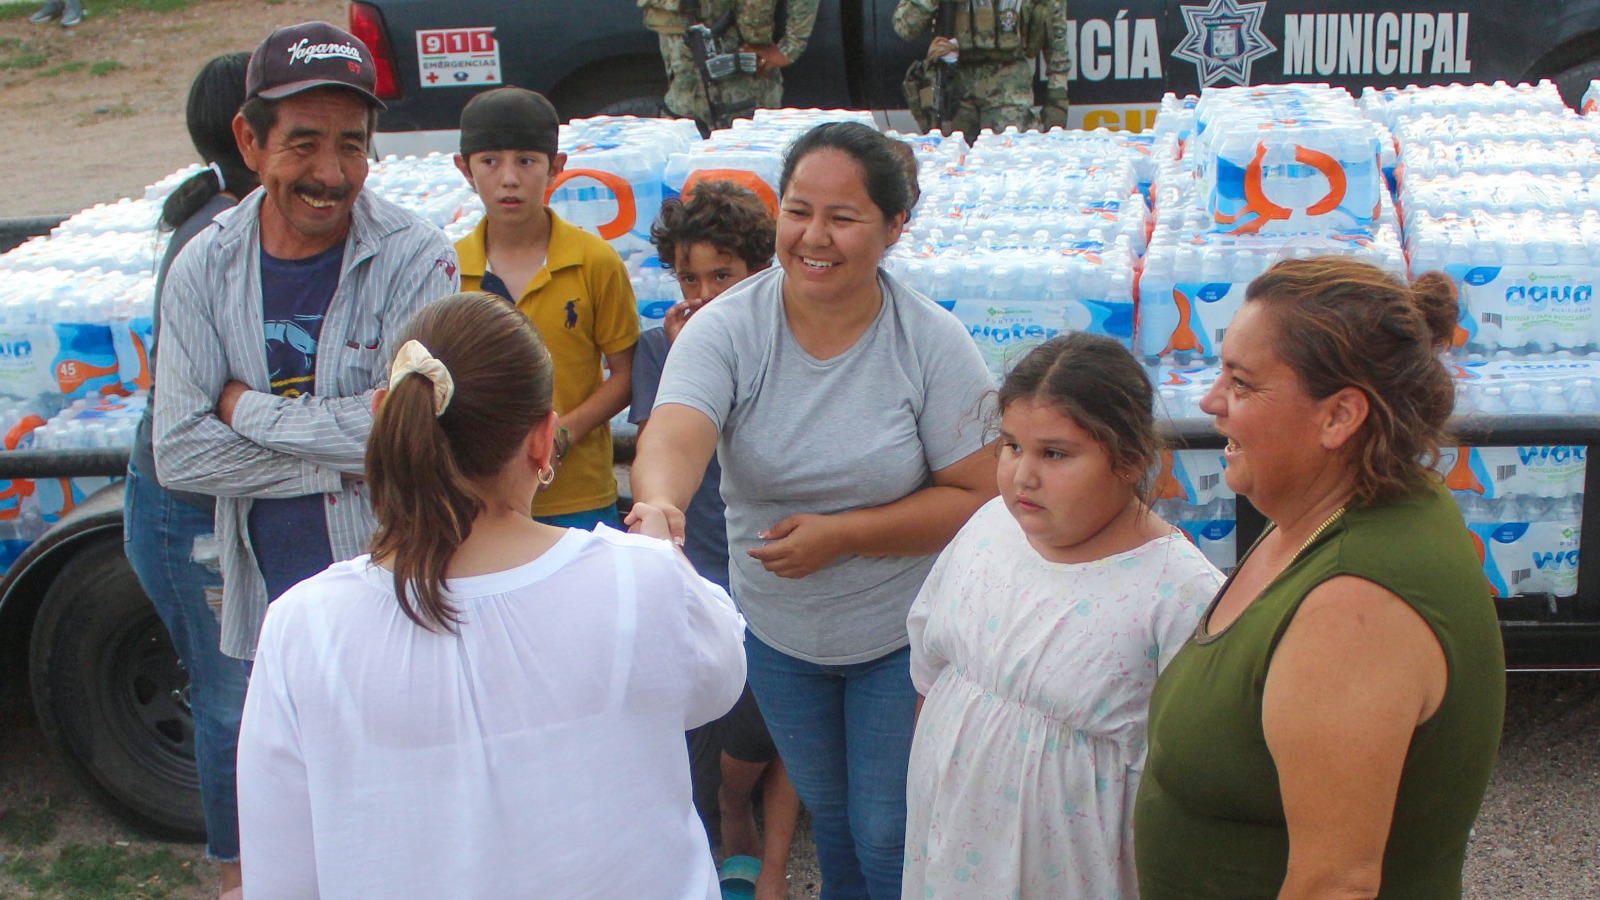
894 0 1071 136
640 0 820 132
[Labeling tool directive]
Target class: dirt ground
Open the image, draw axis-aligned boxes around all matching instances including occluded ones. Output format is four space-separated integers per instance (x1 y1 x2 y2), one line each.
0 0 347 219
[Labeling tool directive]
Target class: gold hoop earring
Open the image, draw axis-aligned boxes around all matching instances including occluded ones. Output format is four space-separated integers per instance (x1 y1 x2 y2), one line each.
537 464 555 487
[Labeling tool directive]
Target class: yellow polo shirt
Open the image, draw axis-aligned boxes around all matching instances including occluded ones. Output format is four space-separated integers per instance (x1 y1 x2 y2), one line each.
455 211 639 517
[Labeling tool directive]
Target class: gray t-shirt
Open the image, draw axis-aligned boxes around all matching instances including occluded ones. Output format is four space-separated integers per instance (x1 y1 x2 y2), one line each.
656 266 993 664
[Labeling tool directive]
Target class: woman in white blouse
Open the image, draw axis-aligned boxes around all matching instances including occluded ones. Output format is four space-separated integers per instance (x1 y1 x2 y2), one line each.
236 292 746 899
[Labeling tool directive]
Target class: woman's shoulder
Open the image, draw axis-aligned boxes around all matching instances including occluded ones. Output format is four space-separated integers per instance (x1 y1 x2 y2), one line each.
582 525 703 579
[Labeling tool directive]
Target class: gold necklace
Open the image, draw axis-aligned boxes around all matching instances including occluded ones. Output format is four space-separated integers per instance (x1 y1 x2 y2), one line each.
1293 506 1347 559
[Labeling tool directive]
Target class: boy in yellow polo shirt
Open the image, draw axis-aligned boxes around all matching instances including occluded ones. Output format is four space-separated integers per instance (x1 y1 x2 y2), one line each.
453 88 639 529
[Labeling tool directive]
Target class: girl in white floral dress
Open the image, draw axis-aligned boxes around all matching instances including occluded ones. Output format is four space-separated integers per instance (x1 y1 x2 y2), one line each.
904 333 1224 900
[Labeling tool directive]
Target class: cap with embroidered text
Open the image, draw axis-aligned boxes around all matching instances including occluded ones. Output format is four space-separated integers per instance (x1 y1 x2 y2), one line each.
246 21 385 109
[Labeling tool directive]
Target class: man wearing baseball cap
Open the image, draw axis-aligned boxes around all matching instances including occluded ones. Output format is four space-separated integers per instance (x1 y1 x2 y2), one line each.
154 19 458 751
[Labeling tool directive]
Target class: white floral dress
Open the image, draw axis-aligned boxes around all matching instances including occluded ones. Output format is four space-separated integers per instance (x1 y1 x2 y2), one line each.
904 498 1222 900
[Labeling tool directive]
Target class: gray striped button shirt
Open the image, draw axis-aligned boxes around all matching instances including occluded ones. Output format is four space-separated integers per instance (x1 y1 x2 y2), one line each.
154 188 460 660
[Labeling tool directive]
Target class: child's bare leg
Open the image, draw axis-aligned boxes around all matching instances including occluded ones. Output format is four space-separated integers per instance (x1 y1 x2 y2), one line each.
718 752 766 860
755 757 800 900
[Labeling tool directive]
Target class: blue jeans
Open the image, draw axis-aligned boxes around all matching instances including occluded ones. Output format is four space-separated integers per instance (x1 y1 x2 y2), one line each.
123 463 246 862
744 631 916 900
535 504 624 530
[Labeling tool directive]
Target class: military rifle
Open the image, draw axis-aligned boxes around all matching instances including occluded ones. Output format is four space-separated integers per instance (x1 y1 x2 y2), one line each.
682 0 758 130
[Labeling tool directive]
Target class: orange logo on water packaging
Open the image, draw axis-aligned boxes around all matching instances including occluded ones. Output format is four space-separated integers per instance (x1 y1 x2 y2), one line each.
1152 451 1185 501
52 320 121 400
1444 448 1487 495
545 168 637 241
1214 141 1350 235
682 169 779 220
1162 288 1206 357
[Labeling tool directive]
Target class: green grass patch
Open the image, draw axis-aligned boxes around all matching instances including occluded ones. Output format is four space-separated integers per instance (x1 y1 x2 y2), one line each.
0 796 60 848
87 58 123 76
0 0 194 19
0 37 49 72
0 3 37 22
4 843 199 899
41 59 85 76
102 0 193 12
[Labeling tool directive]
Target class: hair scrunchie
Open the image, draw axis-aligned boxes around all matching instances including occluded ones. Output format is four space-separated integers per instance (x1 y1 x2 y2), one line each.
206 161 227 193
389 339 455 416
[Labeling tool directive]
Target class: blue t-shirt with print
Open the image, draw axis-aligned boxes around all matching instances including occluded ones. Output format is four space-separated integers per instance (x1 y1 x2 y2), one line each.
248 243 341 601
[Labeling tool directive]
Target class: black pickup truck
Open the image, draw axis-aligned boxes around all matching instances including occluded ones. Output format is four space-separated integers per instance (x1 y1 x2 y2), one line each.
354 0 1600 156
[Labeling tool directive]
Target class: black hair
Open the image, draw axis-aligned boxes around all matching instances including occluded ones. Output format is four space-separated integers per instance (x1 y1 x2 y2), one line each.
778 122 915 222
161 52 257 231
651 180 776 272
997 333 1160 499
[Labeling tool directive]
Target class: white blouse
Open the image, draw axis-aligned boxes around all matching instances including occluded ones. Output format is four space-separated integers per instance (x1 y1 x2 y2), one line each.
238 526 747 899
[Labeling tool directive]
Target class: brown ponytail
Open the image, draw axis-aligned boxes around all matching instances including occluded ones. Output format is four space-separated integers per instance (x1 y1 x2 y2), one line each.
366 292 554 633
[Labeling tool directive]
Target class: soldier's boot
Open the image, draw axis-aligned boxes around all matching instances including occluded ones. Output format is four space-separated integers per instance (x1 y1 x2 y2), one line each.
59 0 83 26
28 0 63 24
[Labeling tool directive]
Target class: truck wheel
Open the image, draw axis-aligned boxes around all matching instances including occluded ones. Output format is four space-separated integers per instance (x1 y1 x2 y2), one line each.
1554 58 1600 110
29 537 205 840
598 96 667 118
550 55 669 120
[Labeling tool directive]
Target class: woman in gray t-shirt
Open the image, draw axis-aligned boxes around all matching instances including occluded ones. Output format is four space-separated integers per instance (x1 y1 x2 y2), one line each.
632 123 996 899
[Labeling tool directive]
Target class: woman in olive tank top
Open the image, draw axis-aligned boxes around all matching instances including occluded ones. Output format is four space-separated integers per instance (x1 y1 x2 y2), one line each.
1134 257 1506 899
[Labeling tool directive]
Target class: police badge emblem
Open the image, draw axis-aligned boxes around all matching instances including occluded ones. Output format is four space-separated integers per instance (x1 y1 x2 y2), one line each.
1173 0 1277 87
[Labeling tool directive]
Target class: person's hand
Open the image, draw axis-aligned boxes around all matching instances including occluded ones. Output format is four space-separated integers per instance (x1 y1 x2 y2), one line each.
744 44 793 77
925 36 958 64
1040 86 1070 130
747 513 844 579
663 298 706 344
217 380 250 426
626 501 687 545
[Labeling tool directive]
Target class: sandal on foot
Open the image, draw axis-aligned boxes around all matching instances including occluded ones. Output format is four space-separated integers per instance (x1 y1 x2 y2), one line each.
718 855 762 900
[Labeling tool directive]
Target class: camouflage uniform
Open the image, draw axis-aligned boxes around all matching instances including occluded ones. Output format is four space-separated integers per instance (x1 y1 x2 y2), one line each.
640 0 820 129
893 0 1071 135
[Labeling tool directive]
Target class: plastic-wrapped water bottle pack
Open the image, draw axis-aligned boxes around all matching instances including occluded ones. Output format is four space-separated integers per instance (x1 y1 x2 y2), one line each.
1390 109 1600 146
1188 84 1389 236
1138 229 1406 365
1360 79 1567 130
1397 139 1600 181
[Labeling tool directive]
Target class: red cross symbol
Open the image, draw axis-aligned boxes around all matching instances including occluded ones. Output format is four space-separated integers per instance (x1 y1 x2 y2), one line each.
426 72 439 84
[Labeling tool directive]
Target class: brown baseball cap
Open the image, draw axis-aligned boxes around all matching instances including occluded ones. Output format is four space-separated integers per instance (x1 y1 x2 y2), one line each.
246 21 385 109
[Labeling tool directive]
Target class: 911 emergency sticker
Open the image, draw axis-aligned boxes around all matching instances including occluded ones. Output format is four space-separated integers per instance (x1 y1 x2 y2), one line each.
417 27 501 88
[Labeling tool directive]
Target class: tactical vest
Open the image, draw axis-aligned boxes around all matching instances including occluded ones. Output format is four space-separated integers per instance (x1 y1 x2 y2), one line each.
951 0 1038 62
638 0 780 44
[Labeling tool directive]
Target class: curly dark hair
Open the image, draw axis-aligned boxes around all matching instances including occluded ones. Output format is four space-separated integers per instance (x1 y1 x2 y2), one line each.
650 180 776 271
1244 256 1459 506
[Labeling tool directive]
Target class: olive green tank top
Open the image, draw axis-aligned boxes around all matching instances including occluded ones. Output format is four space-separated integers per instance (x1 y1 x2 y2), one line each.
1135 481 1506 899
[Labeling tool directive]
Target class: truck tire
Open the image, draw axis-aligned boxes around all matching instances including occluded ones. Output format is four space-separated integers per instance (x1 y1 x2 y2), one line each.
29 537 205 840
550 55 669 120
1554 58 1600 110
